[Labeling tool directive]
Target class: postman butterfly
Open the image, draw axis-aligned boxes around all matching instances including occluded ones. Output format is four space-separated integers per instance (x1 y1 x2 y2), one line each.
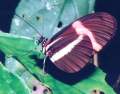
15 12 117 73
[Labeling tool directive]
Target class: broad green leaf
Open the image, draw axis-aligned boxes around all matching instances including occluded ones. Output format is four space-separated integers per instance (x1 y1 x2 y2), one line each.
0 63 30 94
0 32 44 58
5 57 48 93
0 32 116 94
0 31 47 92
44 68 116 94
10 0 96 38
16 55 116 94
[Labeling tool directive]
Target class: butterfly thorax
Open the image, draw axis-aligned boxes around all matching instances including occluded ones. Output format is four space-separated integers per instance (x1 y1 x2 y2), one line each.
38 36 48 47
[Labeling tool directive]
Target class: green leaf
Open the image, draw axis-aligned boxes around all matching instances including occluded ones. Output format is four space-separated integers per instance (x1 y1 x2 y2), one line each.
16 55 116 94
0 63 30 94
43 68 115 94
5 57 47 93
10 0 96 39
0 32 44 58
0 32 116 94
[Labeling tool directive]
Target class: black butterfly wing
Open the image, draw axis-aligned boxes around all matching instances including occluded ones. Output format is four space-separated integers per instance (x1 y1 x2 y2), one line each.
44 12 117 73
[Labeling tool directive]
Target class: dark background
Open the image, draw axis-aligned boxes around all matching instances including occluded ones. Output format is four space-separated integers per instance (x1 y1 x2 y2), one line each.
0 0 120 93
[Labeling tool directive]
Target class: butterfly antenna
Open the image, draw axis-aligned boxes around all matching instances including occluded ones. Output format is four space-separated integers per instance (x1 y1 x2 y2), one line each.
14 13 42 37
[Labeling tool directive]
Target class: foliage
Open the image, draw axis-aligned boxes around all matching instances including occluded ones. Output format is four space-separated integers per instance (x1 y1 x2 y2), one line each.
0 62 30 94
0 31 116 94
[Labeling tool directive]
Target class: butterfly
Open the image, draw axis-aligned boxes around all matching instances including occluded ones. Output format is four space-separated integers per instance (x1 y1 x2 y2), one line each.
15 12 117 73
42 12 117 73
